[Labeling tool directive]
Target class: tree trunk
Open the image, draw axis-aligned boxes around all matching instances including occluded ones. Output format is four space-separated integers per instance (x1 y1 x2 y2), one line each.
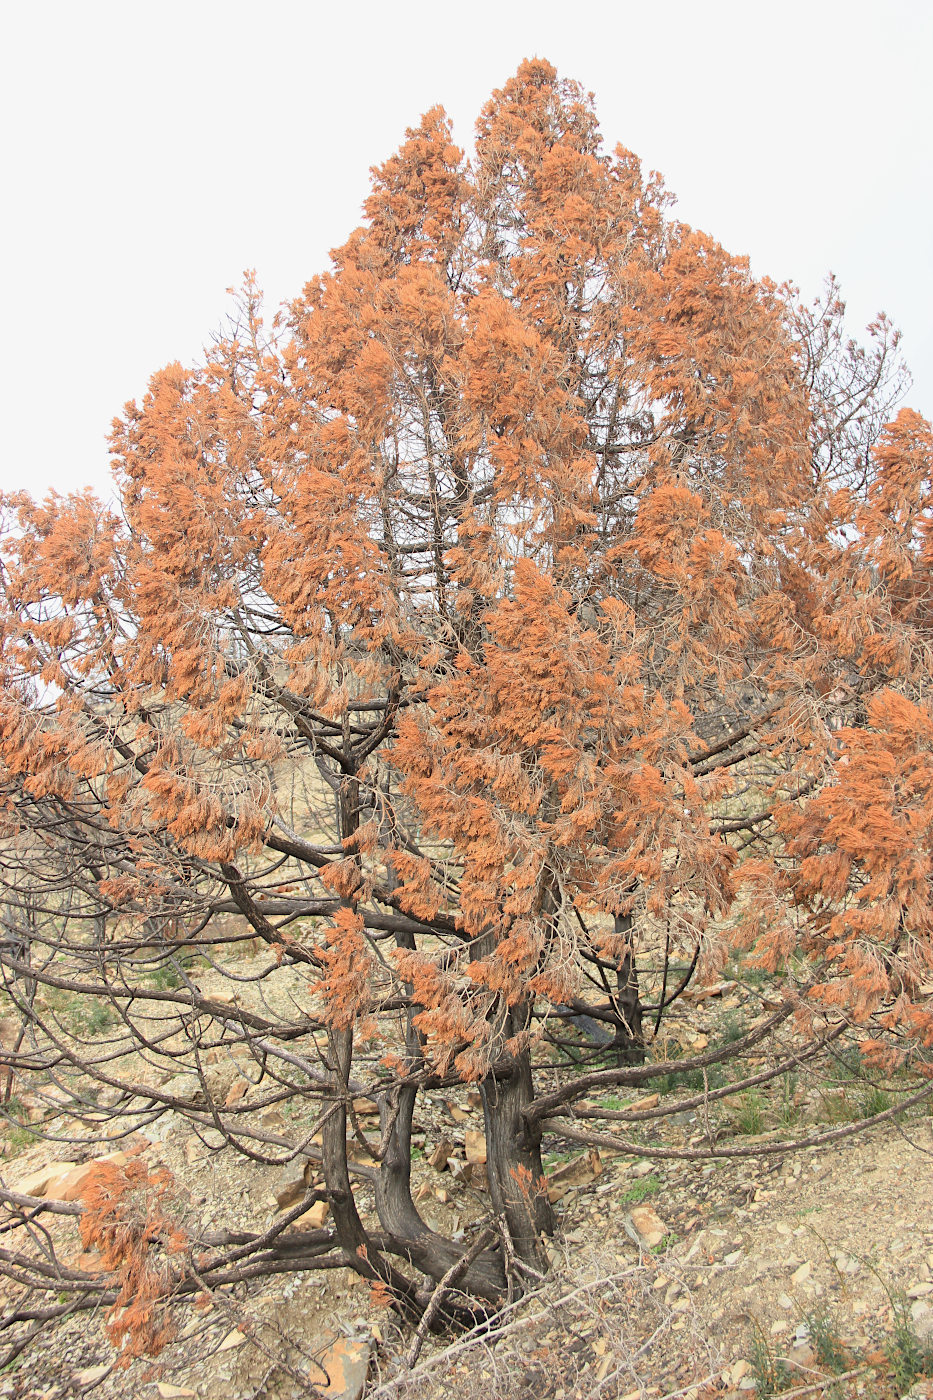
373 1075 508 1303
481 1030 553 1275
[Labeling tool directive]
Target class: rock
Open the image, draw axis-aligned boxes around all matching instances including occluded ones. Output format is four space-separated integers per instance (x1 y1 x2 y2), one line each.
185 1136 207 1164
446 1100 471 1123
13 1152 130 1203
156 1386 196 1398
159 1073 206 1104
629 1205 668 1248
272 1160 315 1211
292 1199 329 1229
352 1097 379 1118
224 1076 249 1106
915 1313 933 1343
629 1159 655 1177
318 1336 371 1400
50 1153 130 1203
911 1300 931 1323
909 1283 933 1298
428 1139 454 1171
791 1261 812 1287
464 1130 487 1165
11 1161 80 1198
547 1150 603 1203
628 1093 660 1112
75 1364 111 1385
730 1360 751 1385
65 1249 109 1275
777 1292 794 1310
217 1328 245 1351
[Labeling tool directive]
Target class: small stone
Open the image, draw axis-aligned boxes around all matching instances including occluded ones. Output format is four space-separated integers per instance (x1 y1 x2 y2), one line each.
724 1249 743 1265
156 1386 196 1399
730 1360 751 1385
318 1336 372 1400
770 1321 788 1335
224 1077 249 1106
628 1093 660 1112
629 1205 668 1248
75 1365 110 1385
185 1136 207 1165
352 1097 379 1118
217 1328 245 1351
272 1160 314 1211
428 1139 454 1171
293 1200 329 1229
791 1260 812 1286
464 1130 487 1165
916 1313 933 1343
160 1073 205 1104
629 1159 655 1177
790 1343 817 1369
908 1283 933 1298
777 1293 794 1310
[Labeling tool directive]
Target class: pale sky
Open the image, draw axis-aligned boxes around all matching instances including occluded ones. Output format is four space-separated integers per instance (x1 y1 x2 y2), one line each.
2 0 930 502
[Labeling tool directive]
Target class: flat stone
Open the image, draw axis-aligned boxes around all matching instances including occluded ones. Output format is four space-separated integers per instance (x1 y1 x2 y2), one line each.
464 1130 487 1165
292 1200 329 1230
272 1160 314 1211
318 1337 371 1400
11 1161 80 1198
75 1365 110 1385
628 1093 660 1112
428 1139 454 1171
629 1205 668 1248
159 1073 206 1103
352 1097 379 1118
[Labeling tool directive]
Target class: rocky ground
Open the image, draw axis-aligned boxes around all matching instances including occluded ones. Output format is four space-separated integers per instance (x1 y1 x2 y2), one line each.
2 972 932 1400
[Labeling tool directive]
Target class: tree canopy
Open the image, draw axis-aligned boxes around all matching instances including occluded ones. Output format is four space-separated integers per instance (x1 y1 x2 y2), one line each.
0 58 930 1355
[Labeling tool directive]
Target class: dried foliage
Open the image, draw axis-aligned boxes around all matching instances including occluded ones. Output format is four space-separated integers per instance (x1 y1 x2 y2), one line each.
0 57 930 1368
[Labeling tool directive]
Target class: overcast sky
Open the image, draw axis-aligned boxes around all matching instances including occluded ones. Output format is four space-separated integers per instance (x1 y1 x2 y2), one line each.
2 0 930 501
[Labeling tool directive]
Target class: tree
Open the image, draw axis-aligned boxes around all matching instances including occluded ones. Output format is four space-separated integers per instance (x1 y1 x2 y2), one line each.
0 58 929 1360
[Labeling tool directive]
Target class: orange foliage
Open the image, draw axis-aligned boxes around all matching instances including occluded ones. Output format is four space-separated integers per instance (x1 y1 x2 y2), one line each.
0 56 929 1095
78 1159 187 1365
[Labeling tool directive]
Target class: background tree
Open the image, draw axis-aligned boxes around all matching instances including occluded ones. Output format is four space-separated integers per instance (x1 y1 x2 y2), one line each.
0 59 929 1359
